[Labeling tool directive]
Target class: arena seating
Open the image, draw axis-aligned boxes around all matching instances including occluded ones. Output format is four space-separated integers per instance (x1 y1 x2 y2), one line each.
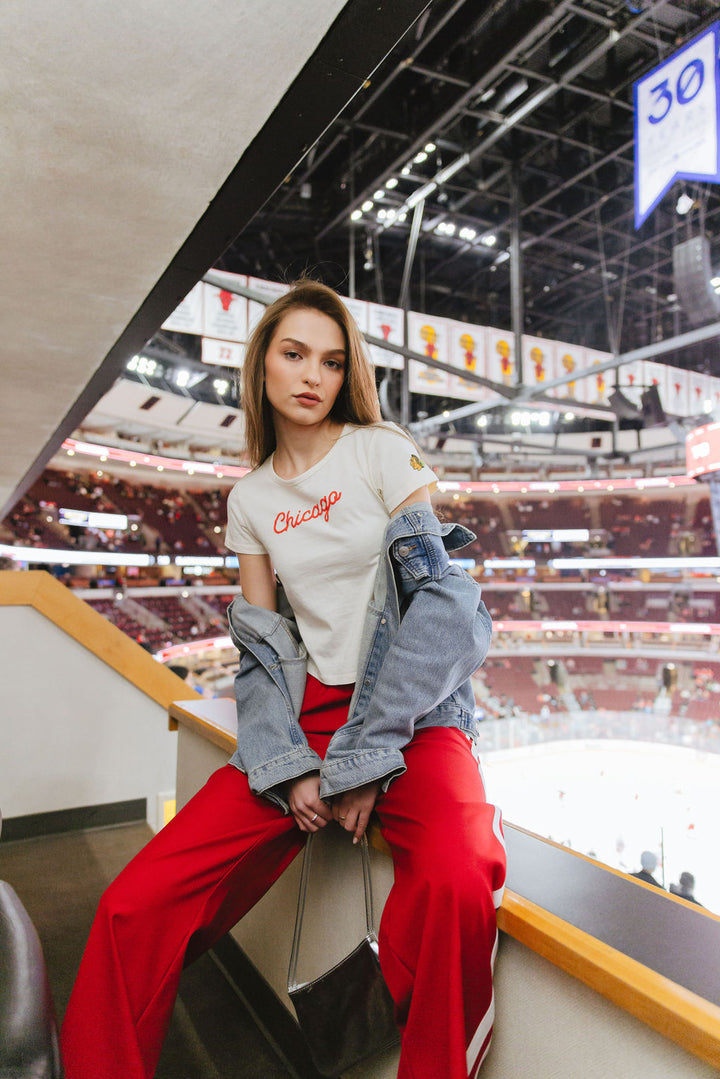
505 496 592 531
85 599 169 651
133 596 202 641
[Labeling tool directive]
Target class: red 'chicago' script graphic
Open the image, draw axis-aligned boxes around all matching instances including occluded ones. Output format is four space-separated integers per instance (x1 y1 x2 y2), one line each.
274 490 342 534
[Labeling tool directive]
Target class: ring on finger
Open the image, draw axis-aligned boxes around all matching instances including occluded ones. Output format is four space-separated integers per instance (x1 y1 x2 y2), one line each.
311 812 318 822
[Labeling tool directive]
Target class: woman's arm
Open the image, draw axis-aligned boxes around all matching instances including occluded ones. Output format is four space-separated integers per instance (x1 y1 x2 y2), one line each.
237 552 277 612
332 484 431 842
236 551 332 828
391 484 431 516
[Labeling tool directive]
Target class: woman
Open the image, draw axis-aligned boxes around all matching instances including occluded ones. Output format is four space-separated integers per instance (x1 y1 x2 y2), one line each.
61 280 506 1079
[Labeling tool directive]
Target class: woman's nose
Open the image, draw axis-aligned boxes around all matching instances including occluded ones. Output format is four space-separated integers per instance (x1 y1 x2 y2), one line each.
303 364 321 385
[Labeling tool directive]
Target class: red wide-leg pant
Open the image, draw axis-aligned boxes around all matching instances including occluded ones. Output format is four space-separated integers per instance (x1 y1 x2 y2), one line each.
61 678 506 1079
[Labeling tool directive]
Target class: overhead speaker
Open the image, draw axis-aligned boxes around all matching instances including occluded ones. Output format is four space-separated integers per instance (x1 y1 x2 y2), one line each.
608 389 640 418
672 235 720 326
641 384 666 426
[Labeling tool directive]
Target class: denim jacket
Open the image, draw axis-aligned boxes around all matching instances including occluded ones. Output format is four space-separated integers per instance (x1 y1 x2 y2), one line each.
226 503 492 811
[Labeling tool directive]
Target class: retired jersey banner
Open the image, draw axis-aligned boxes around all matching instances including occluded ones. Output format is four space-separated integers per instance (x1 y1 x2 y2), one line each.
201 337 244 369
634 22 720 228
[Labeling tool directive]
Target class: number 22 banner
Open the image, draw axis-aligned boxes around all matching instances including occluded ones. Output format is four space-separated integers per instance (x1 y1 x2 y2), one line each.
634 22 720 229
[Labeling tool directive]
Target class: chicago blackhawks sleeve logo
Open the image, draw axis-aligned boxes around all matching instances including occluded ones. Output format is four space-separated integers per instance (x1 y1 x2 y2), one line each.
410 454 425 471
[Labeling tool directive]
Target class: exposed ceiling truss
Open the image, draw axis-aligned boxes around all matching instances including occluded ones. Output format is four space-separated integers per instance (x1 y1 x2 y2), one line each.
216 0 720 382
96 0 720 481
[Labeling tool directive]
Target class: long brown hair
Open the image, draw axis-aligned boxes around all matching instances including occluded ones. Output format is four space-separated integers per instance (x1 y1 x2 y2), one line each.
241 279 381 467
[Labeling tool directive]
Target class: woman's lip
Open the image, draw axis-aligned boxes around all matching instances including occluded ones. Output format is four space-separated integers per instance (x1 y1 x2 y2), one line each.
295 393 320 402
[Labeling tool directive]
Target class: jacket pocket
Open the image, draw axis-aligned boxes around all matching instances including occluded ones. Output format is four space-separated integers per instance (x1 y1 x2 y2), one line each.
391 532 447 584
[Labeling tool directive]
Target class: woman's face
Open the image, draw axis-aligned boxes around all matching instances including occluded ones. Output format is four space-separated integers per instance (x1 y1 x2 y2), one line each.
264 307 346 431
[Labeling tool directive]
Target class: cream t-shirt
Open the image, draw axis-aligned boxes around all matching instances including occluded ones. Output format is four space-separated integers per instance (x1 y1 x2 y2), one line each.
225 423 438 684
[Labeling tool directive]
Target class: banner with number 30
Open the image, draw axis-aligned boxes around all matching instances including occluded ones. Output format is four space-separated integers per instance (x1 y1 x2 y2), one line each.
634 22 720 229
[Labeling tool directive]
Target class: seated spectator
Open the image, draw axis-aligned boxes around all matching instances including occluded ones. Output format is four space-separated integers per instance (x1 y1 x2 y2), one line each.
630 850 663 889
669 871 702 905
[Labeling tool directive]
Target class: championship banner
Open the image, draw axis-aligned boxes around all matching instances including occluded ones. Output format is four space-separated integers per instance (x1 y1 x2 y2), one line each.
552 342 583 400
574 349 612 405
689 370 713 415
616 357 644 408
447 320 488 401
644 361 669 414
203 275 248 343
634 22 720 228
522 335 556 393
339 295 368 335
161 282 204 336
487 329 515 388
246 278 290 336
367 301 404 370
664 365 690 416
407 312 451 396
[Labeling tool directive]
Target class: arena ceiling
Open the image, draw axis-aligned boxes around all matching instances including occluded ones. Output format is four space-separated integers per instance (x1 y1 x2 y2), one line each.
0 0 430 519
129 0 720 478
219 0 720 365
5 0 720 514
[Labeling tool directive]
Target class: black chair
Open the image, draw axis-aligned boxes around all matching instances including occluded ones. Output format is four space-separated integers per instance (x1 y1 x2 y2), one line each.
0 810 63 1077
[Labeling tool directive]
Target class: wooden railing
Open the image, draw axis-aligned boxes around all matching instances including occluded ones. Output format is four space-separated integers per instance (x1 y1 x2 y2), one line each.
169 696 720 1070
0 570 199 708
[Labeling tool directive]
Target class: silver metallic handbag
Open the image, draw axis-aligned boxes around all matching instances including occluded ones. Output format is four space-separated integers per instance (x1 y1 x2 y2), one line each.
287 832 400 1077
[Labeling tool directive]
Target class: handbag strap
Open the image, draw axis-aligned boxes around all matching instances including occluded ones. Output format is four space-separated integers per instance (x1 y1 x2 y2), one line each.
288 832 376 991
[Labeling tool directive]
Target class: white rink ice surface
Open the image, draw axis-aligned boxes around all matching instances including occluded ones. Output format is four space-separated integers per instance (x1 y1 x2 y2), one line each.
482 739 720 914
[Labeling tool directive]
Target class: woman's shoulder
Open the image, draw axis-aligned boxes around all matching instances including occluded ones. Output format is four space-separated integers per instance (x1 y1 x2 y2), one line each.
344 420 413 447
227 459 273 503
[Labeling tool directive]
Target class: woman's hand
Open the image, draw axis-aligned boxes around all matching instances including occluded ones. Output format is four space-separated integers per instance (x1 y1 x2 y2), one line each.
332 781 381 844
287 773 333 833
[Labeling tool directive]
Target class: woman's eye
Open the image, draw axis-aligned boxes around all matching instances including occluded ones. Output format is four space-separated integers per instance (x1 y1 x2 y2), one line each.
284 350 301 361
325 360 343 371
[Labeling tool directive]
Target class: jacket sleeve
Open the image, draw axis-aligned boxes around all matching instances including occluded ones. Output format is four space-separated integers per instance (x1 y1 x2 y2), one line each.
360 531 491 748
231 645 323 811
227 596 322 811
319 525 491 796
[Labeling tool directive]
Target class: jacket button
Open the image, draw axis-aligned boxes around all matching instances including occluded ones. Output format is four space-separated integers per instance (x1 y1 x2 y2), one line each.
381 618 386 624
397 545 411 556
